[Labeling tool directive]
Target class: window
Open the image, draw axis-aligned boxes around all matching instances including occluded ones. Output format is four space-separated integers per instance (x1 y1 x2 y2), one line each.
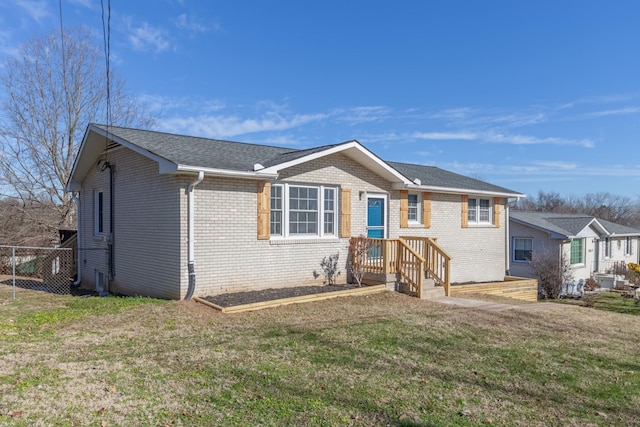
468 198 491 225
289 186 318 234
270 185 283 236
270 183 337 238
570 238 584 265
604 237 611 258
626 237 633 256
513 238 533 262
323 188 335 234
94 190 104 235
407 194 418 222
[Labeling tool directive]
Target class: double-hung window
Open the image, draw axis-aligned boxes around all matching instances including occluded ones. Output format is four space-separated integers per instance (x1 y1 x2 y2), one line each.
270 183 337 238
570 238 584 265
94 190 104 236
468 198 491 225
604 237 611 258
626 236 633 256
407 194 418 223
513 237 533 262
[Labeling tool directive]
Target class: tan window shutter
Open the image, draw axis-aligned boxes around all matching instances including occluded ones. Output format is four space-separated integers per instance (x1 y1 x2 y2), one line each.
400 190 409 228
340 188 351 237
257 182 270 240
493 197 502 228
422 192 431 228
461 195 469 228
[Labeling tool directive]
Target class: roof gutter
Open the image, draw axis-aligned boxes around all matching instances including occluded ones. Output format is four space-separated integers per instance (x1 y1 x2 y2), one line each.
174 165 278 180
394 182 525 198
72 193 82 286
505 197 520 276
184 171 205 301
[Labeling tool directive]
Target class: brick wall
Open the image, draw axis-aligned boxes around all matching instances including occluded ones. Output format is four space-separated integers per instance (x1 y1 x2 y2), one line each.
79 147 184 299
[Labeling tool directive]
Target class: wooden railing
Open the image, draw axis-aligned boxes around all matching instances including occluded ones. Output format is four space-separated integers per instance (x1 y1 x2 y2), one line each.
352 237 443 298
396 239 424 298
400 236 452 296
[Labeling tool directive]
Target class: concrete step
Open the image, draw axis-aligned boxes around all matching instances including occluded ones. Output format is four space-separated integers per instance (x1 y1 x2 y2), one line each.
420 285 445 300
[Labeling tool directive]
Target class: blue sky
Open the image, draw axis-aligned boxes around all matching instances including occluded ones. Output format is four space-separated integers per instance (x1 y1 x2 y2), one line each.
1 0 640 198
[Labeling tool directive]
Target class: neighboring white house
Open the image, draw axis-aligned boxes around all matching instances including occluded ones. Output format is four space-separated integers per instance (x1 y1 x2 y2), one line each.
509 211 640 289
65 124 525 300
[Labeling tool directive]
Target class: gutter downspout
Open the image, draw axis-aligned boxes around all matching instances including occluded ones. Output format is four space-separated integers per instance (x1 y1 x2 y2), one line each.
72 193 82 286
185 171 205 300
505 197 519 276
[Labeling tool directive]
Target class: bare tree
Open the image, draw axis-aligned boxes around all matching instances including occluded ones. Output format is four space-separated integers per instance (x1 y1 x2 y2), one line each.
529 249 573 299
0 26 153 244
516 190 640 227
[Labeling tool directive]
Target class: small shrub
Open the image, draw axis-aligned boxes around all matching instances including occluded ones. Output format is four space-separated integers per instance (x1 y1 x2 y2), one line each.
318 253 340 285
348 235 373 287
583 277 600 292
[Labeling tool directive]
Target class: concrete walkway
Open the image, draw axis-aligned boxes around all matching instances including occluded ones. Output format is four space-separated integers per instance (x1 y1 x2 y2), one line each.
427 296 563 312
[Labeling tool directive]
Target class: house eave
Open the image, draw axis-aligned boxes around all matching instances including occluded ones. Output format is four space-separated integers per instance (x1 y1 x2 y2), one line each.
396 183 525 198
173 165 279 180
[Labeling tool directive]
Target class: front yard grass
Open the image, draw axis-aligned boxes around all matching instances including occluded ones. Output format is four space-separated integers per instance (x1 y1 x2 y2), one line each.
1 285 639 426
559 291 640 316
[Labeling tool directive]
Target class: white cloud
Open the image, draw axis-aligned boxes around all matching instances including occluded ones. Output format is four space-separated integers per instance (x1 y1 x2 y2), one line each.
484 132 594 148
124 18 171 52
67 0 95 9
428 107 475 120
334 106 393 125
586 107 640 118
175 13 219 33
139 94 226 114
530 161 577 170
411 132 477 141
158 113 328 138
13 0 49 23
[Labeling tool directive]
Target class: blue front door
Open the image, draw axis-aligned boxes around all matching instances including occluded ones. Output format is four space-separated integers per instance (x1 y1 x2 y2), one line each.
367 197 385 238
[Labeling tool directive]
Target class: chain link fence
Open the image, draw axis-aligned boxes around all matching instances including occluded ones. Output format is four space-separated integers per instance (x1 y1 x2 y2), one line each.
0 245 75 299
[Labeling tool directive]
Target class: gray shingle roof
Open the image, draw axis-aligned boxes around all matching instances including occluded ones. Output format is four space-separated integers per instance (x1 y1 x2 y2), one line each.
510 211 640 238
597 218 640 236
388 161 520 195
96 124 294 172
94 124 522 195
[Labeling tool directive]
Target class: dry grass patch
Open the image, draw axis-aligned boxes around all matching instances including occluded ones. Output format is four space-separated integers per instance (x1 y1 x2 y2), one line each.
0 288 639 426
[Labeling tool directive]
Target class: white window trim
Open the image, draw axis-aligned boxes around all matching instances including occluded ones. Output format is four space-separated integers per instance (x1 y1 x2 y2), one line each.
93 189 104 237
625 237 633 256
570 238 585 266
270 183 338 239
512 237 533 263
407 193 420 224
604 237 611 259
467 197 493 226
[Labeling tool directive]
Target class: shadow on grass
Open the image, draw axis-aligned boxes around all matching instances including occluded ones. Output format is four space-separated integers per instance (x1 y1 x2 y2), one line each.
0 278 97 297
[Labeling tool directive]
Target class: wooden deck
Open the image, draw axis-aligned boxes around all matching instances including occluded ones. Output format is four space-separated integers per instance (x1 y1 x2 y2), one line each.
449 276 538 302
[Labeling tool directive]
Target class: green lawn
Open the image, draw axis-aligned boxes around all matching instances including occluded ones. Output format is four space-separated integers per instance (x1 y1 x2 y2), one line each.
560 291 640 315
1 286 639 426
